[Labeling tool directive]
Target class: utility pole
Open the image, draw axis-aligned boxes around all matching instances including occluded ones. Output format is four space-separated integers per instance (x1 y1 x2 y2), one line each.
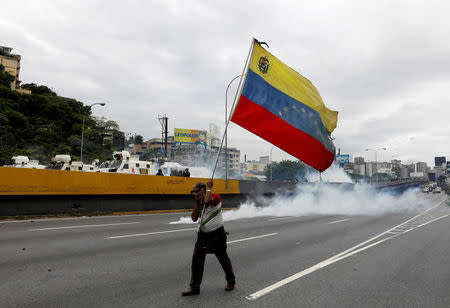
158 114 168 158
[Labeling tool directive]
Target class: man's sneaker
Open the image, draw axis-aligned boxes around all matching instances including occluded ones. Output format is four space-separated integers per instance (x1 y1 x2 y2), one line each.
181 288 200 296
224 283 235 291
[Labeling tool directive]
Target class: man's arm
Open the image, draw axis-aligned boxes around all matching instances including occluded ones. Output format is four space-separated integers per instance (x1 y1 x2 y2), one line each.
204 179 213 205
191 195 202 221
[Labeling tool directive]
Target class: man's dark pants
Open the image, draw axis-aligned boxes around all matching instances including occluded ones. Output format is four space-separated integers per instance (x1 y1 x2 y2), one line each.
190 226 235 290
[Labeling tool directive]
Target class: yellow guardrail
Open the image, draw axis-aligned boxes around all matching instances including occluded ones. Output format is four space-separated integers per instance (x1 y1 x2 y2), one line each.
0 167 240 195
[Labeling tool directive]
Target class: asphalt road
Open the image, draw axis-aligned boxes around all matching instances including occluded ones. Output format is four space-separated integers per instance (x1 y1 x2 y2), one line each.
0 193 448 307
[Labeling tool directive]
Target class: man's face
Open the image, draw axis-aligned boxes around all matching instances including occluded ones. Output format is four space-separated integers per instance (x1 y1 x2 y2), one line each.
193 188 205 200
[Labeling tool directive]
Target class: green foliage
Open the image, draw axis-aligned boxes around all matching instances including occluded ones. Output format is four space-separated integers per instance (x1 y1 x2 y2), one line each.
437 175 447 187
21 83 56 96
445 187 450 197
349 173 365 181
135 134 144 144
391 166 401 178
372 173 391 180
0 65 124 165
140 148 162 161
265 160 314 181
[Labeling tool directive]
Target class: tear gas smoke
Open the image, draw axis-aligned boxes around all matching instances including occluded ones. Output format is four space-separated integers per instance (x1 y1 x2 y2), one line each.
169 165 431 225
305 163 353 183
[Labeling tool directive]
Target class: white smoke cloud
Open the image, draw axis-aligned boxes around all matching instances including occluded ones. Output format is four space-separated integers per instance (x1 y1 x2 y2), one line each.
169 164 431 225
305 163 353 183
223 184 429 220
170 183 430 225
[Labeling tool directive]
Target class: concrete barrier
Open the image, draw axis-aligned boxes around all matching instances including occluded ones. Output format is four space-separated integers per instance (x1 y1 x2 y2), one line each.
0 167 291 216
0 167 423 217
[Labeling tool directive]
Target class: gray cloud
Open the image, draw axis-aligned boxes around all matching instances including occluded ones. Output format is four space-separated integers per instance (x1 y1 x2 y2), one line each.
1 0 449 167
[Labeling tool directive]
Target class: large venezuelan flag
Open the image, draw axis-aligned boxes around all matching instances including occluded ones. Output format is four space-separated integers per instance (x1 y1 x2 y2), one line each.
231 39 338 172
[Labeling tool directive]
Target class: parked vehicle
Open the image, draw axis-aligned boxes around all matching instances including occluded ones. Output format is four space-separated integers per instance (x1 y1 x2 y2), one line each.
7 156 46 169
47 155 98 172
98 151 157 175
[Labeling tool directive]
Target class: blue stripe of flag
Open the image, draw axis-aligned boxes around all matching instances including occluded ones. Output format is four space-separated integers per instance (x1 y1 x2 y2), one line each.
241 69 335 153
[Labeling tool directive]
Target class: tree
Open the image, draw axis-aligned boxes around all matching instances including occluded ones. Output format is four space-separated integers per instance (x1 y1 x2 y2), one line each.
371 173 392 182
0 67 125 165
21 83 56 96
392 166 401 179
135 135 144 145
349 173 365 182
265 160 313 181
437 175 447 187
140 148 162 161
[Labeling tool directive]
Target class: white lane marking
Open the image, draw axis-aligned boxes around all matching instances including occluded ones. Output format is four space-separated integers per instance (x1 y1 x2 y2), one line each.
386 231 400 235
228 233 278 244
402 214 450 234
30 222 140 231
108 227 197 239
247 203 449 301
326 199 445 262
268 217 296 221
327 218 350 224
0 211 188 224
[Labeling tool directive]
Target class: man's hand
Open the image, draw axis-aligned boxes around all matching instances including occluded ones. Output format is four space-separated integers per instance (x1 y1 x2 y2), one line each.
206 179 213 189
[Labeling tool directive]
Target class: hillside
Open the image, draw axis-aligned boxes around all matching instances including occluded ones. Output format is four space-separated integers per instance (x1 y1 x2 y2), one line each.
0 65 124 165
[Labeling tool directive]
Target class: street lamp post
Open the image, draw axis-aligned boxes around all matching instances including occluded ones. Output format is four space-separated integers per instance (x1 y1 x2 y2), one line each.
81 103 106 163
225 75 241 188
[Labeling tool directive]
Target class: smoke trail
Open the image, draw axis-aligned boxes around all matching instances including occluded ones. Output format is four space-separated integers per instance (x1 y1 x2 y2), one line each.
169 164 431 225
305 163 353 183
224 184 429 220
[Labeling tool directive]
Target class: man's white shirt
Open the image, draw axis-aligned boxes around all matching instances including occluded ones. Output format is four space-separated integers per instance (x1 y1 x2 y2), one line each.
199 201 223 232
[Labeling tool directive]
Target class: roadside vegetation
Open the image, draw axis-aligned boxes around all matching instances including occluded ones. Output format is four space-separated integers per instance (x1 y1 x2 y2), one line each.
0 65 125 165
265 160 314 182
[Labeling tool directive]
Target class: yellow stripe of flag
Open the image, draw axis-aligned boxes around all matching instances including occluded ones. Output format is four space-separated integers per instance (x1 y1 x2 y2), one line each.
248 42 338 133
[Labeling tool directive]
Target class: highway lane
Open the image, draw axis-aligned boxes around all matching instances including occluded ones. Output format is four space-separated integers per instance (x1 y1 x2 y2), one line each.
0 193 448 307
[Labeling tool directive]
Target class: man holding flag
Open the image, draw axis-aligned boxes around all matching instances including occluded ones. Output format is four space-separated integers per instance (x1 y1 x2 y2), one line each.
182 38 338 297
182 180 235 296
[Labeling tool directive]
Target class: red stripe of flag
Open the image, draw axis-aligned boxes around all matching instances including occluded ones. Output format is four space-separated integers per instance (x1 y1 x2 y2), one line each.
231 95 334 172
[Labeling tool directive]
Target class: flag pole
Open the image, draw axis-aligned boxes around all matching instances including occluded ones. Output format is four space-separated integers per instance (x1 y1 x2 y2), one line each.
211 38 256 180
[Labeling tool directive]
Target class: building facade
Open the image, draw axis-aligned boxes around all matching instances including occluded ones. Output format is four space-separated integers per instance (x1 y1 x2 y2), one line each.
0 46 21 90
353 163 365 176
0 46 31 94
354 156 365 164
416 162 428 174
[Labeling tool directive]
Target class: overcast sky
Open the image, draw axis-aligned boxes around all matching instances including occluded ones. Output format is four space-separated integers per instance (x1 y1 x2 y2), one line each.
2 0 449 167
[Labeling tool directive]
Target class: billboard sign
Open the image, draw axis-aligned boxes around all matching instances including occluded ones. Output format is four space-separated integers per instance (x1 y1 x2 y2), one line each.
174 128 210 149
335 154 350 164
